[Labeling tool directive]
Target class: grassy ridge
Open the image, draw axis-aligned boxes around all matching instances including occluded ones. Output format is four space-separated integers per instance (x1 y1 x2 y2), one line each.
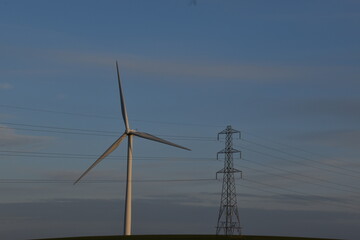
37 235 339 240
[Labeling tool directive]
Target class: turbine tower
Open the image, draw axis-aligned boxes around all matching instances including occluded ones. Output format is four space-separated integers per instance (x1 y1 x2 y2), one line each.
216 125 242 235
74 61 190 236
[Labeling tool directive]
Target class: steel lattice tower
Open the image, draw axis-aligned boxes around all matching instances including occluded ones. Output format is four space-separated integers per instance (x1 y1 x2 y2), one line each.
216 125 242 236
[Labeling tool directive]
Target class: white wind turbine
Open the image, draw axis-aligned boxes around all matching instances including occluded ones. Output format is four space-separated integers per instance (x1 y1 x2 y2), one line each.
74 61 191 236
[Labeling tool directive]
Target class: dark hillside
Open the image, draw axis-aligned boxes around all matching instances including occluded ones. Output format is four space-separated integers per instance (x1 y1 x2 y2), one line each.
37 234 339 240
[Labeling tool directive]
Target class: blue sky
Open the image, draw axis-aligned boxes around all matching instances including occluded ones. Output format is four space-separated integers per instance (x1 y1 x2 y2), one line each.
0 1 360 239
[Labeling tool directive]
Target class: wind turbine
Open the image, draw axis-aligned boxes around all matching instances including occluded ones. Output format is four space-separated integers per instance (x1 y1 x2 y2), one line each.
74 61 190 236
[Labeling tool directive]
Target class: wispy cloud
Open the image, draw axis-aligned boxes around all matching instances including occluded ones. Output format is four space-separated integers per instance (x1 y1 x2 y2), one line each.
3 46 360 83
55 93 67 100
53 49 360 82
294 129 360 149
0 83 13 90
240 192 354 206
41 169 125 181
0 114 14 121
287 98 360 121
0 125 52 148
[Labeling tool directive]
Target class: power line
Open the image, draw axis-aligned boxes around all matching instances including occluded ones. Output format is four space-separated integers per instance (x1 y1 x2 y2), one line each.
0 123 217 141
0 150 213 160
240 157 360 193
1 149 359 193
237 162 360 195
0 153 213 162
0 178 217 184
242 130 352 166
2 118 358 178
1 122 216 139
0 104 119 120
1 122 118 134
0 177 357 211
2 121 358 179
0 104 222 128
1 104 358 173
0 126 116 137
2 121 358 177
237 144 359 179
1 176 357 211
241 138 360 175
241 178 359 212
0 168 357 211
1 118 359 208
2 150 359 193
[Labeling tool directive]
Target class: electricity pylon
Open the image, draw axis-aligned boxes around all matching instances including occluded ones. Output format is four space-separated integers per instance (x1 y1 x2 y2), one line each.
216 125 242 235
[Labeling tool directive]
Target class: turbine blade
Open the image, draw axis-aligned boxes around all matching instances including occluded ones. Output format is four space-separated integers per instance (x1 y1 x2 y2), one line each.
116 61 130 131
132 131 191 151
74 133 127 184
